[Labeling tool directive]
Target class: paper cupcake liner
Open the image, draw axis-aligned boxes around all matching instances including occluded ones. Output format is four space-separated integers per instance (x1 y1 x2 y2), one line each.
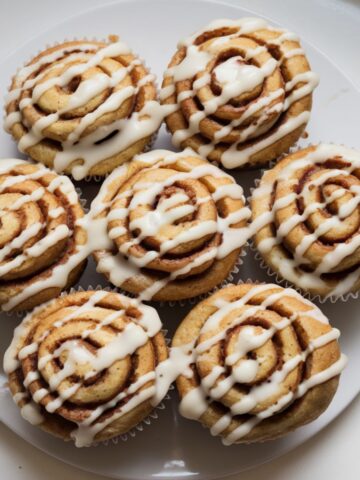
76 185 88 209
68 284 173 445
0 378 8 396
2 309 25 319
102 385 174 445
159 244 249 308
249 240 360 303
247 142 360 304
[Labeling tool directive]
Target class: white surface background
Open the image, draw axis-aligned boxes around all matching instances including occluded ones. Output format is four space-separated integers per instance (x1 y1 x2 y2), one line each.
0 0 359 479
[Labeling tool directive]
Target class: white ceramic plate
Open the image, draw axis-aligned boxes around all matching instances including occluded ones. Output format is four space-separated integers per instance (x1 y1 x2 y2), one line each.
0 0 359 479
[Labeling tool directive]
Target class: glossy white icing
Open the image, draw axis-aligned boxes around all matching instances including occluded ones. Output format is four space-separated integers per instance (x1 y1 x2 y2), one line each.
4 290 166 446
162 17 319 168
174 283 346 444
0 159 86 309
252 143 360 297
5 39 166 180
90 148 251 300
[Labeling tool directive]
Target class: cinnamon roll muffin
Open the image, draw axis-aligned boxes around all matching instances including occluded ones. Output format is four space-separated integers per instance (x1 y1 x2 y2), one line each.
161 18 318 169
4 290 169 446
91 148 251 301
251 144 360 299
172 283 346 444
0 159 87 311
4 36 161 180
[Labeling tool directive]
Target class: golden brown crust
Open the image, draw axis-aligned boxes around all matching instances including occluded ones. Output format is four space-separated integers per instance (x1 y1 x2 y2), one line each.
251 144 360 298
92 150 250 301
5 38 159 178
173 283 341 443
7 290 168 444
0 161 86 311
161 21 316 169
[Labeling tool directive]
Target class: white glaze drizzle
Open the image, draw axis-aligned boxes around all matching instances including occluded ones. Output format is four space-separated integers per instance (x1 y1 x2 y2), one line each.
4 39 168 180
0 159 85 304
252 143 360 297
175 283 346 444
90 148 251 300
161 18 319 168
4 290 165 446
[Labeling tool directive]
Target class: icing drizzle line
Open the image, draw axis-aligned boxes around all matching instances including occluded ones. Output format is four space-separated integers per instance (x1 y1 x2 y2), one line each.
0 158 85 308
161 17 319 168
4 290 165 446
4 38 171 180
90 148 251 300
252 143 360 298
173 283 346 444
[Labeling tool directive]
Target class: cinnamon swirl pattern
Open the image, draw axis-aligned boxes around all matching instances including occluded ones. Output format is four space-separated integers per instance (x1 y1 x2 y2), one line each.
172 283 346 444
4 290 169 446
161 18 318 169
5 36 162 180
91 148 251 301
0 159 86 311
251 144 360 299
